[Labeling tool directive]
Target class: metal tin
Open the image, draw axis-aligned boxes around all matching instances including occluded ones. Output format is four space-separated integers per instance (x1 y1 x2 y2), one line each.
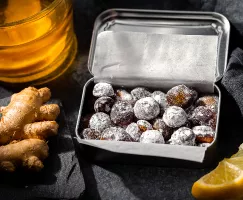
75 9 230 167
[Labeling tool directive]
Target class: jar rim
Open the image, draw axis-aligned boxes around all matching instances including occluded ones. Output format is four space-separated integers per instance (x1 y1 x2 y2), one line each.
0 0 62 28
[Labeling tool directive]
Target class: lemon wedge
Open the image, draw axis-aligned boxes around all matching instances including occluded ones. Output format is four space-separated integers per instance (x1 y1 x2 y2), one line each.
192 147 243 200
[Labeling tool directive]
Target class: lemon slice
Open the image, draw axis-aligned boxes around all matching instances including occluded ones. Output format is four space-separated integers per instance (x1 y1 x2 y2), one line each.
192 148 243 200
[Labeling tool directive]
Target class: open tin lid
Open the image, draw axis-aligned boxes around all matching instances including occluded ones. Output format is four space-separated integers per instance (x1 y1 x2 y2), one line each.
88 9 230 92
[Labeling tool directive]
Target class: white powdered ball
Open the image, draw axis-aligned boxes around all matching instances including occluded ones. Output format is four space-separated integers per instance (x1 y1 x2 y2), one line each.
169 127 195 146
134 97 160 120
140 130 165 144
152 91 168 112
163 106 187 128
126 123 141 142
131 87 151 101
93 82 114 97
101 127 132 141
89 112 111 132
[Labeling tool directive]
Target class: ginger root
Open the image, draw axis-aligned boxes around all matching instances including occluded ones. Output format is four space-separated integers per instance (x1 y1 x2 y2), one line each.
0 87 60 172
0 87 60 145
0 139 49 172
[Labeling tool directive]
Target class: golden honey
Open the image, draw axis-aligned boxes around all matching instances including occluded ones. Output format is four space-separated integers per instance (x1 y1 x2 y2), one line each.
0 0 77 83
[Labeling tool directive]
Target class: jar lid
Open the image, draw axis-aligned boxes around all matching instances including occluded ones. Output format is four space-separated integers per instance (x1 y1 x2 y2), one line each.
88 9 230 92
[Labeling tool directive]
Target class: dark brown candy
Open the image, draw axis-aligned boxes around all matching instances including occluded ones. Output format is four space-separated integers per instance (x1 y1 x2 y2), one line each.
189 106 214 126
82 128 101 140
94 96 114 113
110 101 134 126
166 85 197 108
134 97 160 120
101 127 133 141
131 87 151 101
196 96 218 112
153 118 174 141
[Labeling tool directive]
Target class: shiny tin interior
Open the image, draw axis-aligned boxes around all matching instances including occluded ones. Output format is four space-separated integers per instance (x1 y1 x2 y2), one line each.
88 9 230 81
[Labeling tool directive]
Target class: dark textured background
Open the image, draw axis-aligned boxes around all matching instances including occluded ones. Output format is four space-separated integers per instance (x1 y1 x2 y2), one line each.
2 0 243 199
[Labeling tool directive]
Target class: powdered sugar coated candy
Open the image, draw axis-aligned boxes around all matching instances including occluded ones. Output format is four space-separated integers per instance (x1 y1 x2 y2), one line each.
140 130 165 144
166 85 198 108
116 89 134 104
153 118 174 141
137 120 153 132
126 123 141 142
93 82 114 97
94 96 114 113
169 127 196 146
189 106 214 126
192 126 215 143
134 97 160 120
152 91 168 112
89 112 111 132
82 128 101 140
196 96 218 112
101 127 132 141
131 87 151 101
110 101 134 126
163 106 187 128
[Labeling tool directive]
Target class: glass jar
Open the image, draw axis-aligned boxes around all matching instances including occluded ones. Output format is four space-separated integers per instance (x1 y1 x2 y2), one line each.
0 0 77 84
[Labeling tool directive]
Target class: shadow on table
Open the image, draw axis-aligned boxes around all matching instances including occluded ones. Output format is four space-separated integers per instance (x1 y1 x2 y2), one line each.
97 164 208 200
79 160 101 200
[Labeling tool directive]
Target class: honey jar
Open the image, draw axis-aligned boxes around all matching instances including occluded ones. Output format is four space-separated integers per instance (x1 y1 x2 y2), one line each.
0 0 77 83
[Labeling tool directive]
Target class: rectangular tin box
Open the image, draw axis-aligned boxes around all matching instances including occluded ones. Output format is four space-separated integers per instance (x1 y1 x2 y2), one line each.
75 9 230 167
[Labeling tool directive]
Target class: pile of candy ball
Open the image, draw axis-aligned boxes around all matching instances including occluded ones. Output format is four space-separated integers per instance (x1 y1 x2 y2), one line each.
80 82 218 147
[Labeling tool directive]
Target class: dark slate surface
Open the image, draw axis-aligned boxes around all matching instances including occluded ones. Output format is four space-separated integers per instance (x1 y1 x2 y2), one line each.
1 0 243 199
